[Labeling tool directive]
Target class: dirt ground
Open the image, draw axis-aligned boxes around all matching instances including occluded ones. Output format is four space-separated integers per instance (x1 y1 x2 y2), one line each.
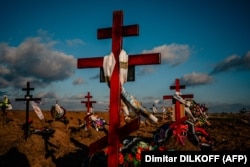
0 110 250 167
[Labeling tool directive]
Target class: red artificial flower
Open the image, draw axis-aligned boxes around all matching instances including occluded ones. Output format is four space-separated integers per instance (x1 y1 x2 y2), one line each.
119 153 124 164
137 147 143 154
104 147 109 155
135 153 141 161
127 153 133 162
158 146 165 151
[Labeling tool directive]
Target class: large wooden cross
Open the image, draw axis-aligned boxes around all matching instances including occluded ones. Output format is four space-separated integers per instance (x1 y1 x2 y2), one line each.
81 92 96 130
163 78 193 122
15 82 41 140
77 10 160 167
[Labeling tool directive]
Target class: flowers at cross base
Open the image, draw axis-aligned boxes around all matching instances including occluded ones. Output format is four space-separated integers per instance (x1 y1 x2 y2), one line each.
118 138 169 167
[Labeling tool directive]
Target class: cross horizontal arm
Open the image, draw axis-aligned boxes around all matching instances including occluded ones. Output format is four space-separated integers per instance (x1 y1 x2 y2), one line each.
163 95 173 99
77 57 103 68
88 117 139 155
97 24 139 39
22 88 34 91
128 53 161 65
181 94 194 98
81 101 96 103
170 85 185 89
15 98 41 101
85 96 93 98
77 53 161 69
163 94 193 100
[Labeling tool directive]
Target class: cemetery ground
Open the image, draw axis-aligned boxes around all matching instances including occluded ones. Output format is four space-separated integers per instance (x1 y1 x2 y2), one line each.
1 110 250 167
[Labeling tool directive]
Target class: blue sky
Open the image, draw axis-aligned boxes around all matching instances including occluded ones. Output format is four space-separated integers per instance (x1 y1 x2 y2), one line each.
0 0 250 113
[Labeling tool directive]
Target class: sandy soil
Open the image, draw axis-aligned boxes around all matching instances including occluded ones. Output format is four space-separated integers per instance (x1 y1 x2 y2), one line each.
0 110 250 167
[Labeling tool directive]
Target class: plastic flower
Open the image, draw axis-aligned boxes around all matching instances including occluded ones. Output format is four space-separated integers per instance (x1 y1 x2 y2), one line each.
127 153 133 162
119 152 124 164
135 152 141 161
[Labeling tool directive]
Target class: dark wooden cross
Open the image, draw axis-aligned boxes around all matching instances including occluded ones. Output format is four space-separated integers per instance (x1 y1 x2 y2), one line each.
163 78 193 122
81 92 96 130
15 82 41 140
77 10 160 167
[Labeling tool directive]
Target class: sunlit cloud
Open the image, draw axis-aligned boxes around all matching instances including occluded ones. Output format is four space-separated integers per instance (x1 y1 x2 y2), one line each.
180 72 214 86
138 43 192 75
0 36 77 89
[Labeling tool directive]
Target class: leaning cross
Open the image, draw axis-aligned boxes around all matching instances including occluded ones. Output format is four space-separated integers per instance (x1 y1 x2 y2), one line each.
81 92 96 130
163 78 193 122
77 10 160 167
15 82 41 140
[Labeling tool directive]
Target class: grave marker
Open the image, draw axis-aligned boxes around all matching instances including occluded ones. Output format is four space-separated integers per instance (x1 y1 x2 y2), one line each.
81 92 96 113
163 78 193 121
81 92 96 130
15 82 41 140
77 10 160 166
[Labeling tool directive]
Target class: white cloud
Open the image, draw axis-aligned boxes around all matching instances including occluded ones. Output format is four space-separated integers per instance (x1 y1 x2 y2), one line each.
138 43 192 75
36 91 59 99
66 39 85 46
0 36 77 89
142 43 191 66
73 78 85 85
180 72 214 86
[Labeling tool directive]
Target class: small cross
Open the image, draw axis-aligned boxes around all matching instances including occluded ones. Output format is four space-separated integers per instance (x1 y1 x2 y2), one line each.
15 82 41 140
81 92 96 113
81 92 96 130
163 79 193 122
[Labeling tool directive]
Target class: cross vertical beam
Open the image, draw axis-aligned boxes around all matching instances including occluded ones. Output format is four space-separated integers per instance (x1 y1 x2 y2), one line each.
15 82 41 140
163 78 193 122
108 11 123 166
77 10 160 167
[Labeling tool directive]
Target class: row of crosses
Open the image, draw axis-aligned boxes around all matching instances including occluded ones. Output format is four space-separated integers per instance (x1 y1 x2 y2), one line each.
14 10 194 167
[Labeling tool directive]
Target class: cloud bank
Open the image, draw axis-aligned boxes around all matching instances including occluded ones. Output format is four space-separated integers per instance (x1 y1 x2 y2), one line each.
210 51 250 75
0 37 76 89
180 72 214 86
137 43 192 75
143 43 191 66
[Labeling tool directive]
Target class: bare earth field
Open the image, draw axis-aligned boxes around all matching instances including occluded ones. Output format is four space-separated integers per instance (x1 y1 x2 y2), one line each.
0 110 250 167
